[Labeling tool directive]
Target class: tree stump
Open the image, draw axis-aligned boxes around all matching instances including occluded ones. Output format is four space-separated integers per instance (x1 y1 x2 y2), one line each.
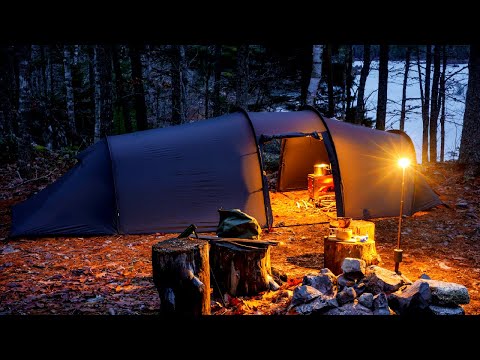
152 237 210 315
324 237 380 275
210 241 276 297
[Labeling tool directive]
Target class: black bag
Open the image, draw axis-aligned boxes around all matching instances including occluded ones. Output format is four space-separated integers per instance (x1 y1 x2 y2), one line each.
216 209 262 239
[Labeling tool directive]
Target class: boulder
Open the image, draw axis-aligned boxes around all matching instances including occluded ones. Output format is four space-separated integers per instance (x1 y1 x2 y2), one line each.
388 280 432 315
373 293 390 315
429 305 465 315
303 269 337 296
293 295 339 315
341 258 366 279
323 302 373 315
420 279 470 306
419 274 431 280
358 293 374 309
364 265 406 294
337 274 355 290
290 285 322 308
354 281 367 296
336 287 356 305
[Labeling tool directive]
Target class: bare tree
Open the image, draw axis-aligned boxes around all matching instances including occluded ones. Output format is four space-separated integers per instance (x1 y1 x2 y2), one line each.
355 45 371 124
16 45 33 175
375 44 389 130
345 45 354 121
440 46 447 162
459 44 480 177
212 45 222 117
429 45 441 163
235 45 249 109
417 45 431 163
171 45 187 125
93 45 113 143
399 46 411 131
306 45 323 106
63 45 76 138
112 45 132 133
325 44 334 117
129 44 148 130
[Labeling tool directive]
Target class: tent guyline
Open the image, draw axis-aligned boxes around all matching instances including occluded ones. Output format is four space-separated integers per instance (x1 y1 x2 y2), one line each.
11 107 442 237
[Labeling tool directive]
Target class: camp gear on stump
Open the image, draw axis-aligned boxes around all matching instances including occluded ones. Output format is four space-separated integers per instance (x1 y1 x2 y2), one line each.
216 209 262 239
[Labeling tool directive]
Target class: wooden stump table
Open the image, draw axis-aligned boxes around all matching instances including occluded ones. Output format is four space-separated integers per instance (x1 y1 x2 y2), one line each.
324 237 380 275
152 237 210 315
324 220 380 275
210 240 277 297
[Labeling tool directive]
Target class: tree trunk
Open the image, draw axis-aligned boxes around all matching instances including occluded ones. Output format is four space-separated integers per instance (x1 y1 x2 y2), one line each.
422 45 432 163
152 237 210 315
399 47 411 131
325 44 335 117
204 46 212 118
306 45 323 106
93 45 113 143
129 44 148 130
345 45 354 122
459 44 480 177
324 236 380 276
171 45 187 125
0 46 16 140
16 45 33 175
376 44 389 130
355 45 371 124
235 44 249 109
212 45 222 117
111 45 132 133
440 46 447 162
417 47 427 163
210 241 275 297
63 45 77 139
429 45 441 163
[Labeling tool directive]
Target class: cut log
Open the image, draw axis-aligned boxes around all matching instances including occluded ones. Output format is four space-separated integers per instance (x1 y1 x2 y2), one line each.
152 237 210 315
196 235 278 246
210 241 277 297
324 236 380 275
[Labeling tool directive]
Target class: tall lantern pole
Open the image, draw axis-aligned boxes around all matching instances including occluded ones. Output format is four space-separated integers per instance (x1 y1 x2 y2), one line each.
395 157 410 274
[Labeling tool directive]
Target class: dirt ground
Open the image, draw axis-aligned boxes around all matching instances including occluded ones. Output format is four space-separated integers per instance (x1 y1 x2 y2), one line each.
1 153 479 315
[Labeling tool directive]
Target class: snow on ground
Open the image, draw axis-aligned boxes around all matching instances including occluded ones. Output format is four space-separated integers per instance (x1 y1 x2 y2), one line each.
355 60 468 163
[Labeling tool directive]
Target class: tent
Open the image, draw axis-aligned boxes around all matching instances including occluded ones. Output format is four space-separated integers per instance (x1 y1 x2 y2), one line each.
10 107 441 237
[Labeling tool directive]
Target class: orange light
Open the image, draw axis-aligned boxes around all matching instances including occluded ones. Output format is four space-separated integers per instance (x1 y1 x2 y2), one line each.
398 158 410 169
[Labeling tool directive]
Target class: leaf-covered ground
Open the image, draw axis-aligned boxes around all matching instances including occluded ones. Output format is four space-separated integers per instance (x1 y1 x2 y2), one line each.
1 151 479 315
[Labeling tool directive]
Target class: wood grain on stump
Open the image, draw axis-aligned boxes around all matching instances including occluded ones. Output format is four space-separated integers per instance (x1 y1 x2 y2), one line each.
210 241 275 297
324 237 380 275
152 237 210 315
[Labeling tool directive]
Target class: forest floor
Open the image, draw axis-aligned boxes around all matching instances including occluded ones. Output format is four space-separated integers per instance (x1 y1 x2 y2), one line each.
1 150 480 315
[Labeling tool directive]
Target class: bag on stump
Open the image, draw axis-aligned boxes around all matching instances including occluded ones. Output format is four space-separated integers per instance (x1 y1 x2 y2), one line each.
216 209 262 239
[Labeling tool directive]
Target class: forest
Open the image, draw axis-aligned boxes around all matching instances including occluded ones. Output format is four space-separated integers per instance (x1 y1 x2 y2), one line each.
1 44 479 177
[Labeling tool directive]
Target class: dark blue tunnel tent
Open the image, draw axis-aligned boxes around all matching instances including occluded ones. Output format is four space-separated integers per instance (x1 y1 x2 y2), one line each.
10 108 441 237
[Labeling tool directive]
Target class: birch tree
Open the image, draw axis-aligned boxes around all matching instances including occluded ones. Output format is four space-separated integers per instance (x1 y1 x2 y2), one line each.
306 45 323 106
439 46 447 162
93 45 112 143
171 45 187 125
429 45 441 163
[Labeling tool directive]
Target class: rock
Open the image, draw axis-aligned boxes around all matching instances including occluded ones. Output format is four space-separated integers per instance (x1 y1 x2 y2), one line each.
419 274 431 280
341 258 366 279
337 274 355 290
323 302 373 315
364 265 406 294
388 280 432 315
455 200 469 209
420 279 470 306
354 281 366 296
373 293 390 315
358 293 374 309
271 267 288 282
303 269 337 296
336 287 356 305
293 295 339 315
429 305 465 315
290 285 323 308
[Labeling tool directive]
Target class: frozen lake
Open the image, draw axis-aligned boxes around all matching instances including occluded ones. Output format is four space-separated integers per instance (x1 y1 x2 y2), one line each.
356 60 468 163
